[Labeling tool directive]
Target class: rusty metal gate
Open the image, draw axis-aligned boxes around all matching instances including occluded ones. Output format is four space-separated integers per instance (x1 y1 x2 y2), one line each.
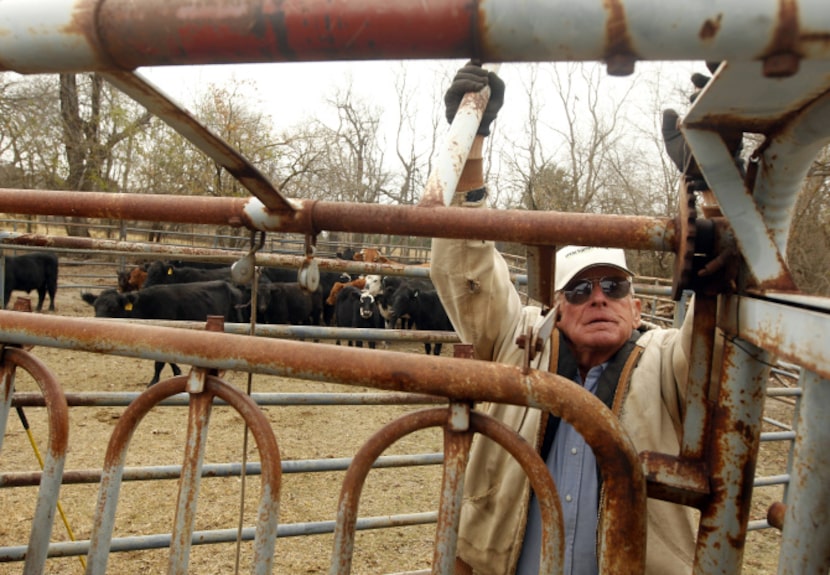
1 1 830 574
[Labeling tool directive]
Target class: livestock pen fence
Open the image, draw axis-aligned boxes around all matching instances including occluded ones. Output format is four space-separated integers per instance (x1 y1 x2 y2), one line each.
0 242 808 573
1 1 830 574
0 214 436 272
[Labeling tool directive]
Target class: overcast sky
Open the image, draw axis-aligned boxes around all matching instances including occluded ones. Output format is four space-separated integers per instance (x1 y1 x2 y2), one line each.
139 58 700 137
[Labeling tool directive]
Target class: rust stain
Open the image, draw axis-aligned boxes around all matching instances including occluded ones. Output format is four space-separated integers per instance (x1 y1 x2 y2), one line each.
64 0 120 70
766 502 786 530
602 0 638 76
762 0 802 77
699 14 723 40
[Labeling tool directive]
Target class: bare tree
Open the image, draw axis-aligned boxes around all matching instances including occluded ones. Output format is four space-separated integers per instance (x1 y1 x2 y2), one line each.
0 74 64 192
381 62 448 206
59 73 152 236
788 145 830 296
500 64 569 210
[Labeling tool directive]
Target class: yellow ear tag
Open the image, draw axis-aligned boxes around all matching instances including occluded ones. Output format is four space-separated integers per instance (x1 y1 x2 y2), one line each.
167 267 173 275
124 302 134 311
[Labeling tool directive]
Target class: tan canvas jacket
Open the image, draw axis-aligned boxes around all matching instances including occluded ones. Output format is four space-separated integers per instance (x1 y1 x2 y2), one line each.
430 236 699 575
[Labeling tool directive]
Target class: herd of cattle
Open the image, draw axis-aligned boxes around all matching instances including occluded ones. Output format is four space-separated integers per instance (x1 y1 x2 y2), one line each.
2 249 454 385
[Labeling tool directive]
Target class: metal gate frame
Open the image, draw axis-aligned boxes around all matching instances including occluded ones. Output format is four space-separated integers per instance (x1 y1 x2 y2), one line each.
1 1 829 574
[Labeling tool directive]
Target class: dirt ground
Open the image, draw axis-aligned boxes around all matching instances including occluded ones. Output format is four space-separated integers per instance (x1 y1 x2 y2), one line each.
0 263 791 573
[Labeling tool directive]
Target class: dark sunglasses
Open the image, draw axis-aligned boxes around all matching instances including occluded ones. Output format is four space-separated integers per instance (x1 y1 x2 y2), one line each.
562 276 631 305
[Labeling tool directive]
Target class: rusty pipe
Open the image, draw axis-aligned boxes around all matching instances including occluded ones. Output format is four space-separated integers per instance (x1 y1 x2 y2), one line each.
3 1 830 74
0 189 676 252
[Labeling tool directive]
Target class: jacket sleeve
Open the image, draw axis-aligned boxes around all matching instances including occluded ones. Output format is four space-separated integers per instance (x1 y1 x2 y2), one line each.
632 296 696 442
669 296 696 419
430 236 525 362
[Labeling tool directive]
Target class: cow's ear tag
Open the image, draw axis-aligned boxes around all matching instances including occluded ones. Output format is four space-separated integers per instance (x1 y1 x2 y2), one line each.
167 267 173 275
124 302 134 311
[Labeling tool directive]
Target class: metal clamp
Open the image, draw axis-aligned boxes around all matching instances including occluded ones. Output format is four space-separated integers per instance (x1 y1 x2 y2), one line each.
231 230 265 285
297 234 320 292
516 303 559 374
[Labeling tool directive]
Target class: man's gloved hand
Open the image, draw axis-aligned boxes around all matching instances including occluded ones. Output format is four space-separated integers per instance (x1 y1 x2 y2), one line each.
444 61 505 136
661 61 744 188
689 62 720 102
662 108 698 178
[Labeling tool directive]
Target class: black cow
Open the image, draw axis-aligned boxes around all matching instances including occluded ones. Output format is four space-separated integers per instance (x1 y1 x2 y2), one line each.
236 277 273 323
142 260 231 288
376 278 433 330
260 282 323 327
81 280 245 386
336 247 357 261
169 260 228 270
261 267 342 326
388 284 453 355
3 252 59 312
333 286 384 348
260 267 296 283
319 270 348 326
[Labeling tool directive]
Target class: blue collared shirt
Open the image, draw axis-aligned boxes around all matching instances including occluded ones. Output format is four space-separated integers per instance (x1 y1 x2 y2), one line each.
515 363 605 575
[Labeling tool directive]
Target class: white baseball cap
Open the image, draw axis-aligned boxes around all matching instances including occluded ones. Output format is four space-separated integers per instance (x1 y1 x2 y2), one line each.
554 245 634 291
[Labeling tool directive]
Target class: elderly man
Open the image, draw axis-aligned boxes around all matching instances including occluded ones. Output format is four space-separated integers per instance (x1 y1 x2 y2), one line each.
430 62 699 575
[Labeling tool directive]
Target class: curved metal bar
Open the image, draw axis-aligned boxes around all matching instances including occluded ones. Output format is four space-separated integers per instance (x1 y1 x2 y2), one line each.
0 347 69 575
3 312 646 571
329 407 564 575
468 412 565 575
85 375 281 575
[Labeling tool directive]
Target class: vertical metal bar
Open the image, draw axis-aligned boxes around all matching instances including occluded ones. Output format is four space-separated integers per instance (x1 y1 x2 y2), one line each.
168 389 214 574
431 403 472 574
693 336 768 574
778 369 830 574
525 245 556 309
0 252 6 309
776 369 804 529
681 295 717 459
0 357 13 455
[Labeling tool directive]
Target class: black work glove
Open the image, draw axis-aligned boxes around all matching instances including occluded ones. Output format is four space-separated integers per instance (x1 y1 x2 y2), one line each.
662 61 744 186
662 108 698 177
689 62 719 103
444 61 505 136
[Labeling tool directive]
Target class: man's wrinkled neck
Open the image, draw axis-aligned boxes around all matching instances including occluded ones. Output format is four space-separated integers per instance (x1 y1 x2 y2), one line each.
560 334 618 382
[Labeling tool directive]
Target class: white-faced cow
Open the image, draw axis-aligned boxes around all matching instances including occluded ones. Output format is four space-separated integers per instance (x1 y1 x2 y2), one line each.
363 274 383 296
333 285 384 348
81 280 245 386
3 252 59 312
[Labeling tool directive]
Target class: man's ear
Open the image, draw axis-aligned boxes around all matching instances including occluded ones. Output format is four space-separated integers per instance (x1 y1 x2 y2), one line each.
631 297 643 328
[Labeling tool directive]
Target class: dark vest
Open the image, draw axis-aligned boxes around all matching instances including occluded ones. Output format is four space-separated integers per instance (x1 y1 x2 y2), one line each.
540 329 645 486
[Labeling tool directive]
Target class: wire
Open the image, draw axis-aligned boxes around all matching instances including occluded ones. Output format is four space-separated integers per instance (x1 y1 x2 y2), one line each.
15 406 87 571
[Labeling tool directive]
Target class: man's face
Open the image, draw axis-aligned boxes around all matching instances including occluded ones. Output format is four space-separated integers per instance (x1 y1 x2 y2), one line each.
556 265 642 356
